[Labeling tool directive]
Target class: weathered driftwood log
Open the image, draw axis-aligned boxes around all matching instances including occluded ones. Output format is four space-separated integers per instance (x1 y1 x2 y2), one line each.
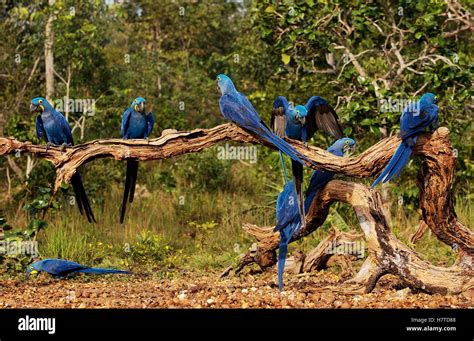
0 124 472 293
272 228 363 276
237 180 473 294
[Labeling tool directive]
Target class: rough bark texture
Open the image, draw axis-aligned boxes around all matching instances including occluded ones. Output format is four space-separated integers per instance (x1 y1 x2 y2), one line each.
0 124 472 293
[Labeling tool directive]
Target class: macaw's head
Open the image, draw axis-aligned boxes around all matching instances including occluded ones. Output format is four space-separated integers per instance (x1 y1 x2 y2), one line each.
293 105 308 125
30 97 52 114
420 92 438 105
132 97 146 113
329 137 356 157
26 260 43 275
216 74 236 95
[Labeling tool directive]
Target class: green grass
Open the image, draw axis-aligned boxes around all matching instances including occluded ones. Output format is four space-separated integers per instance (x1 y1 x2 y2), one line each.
3 165 472 275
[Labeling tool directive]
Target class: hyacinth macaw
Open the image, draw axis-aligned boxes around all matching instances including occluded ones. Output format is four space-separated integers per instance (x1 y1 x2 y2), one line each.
31 97 96 223
120 97 154 223
273 180 301 291
27 259 130 278
274 137 356 291
371 93 438 187
304 138 356 212
216 74 313 169
271 95 344 230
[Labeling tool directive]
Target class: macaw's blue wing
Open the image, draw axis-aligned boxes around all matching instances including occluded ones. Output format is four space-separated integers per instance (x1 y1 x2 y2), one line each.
304 96 343 140
400 104 438 140
273 181 302 291
145 112 154 138
121 108 132 138
274 181 301 232
271 96 290 138
372 101 438 188
219 93 311 167
35 115 47 141
50 109 74 145
304 169 335 212
36 259 88 277
271 97 291 183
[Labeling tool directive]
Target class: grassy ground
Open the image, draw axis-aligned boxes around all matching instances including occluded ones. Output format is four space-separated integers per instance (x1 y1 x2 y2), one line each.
3 180 471 275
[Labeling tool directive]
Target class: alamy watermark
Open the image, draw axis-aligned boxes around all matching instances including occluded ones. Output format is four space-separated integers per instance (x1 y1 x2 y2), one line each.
379 97 420 114
54 97 96 116
217 143 257 164
0 240 38 257
325 240 365 258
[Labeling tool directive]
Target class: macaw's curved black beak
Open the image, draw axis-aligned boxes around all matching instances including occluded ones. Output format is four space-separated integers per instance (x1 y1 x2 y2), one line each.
343 144 356 157
30 103 38 112
139 102 145 113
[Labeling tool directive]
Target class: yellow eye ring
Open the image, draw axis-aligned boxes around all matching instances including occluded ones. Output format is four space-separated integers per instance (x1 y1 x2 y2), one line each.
39 99 43 104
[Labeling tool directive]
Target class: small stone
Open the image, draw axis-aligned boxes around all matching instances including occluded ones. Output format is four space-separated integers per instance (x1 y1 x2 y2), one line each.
321 292 335 304
341 302 351 309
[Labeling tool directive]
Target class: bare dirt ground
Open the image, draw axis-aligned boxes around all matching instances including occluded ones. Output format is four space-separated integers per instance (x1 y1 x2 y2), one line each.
1 270 472 308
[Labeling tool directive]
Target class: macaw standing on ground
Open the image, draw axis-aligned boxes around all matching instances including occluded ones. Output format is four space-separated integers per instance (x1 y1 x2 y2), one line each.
372 93 438 187
31 97 96 223
275 137 356 291
120 97 154 223
271 95 344 229
27 259 130 278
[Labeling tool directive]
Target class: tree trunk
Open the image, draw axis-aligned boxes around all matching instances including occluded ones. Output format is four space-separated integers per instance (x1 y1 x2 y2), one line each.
44 0 55 102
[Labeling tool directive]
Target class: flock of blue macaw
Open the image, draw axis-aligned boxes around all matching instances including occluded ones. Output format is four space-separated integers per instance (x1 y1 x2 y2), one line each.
29 74 438 285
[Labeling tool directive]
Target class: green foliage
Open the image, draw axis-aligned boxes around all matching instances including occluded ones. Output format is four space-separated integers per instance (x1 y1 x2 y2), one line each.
0 1 472 277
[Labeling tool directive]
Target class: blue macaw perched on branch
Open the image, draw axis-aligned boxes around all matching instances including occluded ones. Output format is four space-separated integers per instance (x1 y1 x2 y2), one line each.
372 93 438 187
27 259 131 278
274 137 356 291
31 97 96 223
120 97 154 223
271 96 344 230
273 180 301 291
216 74 313 167
304 138 356 212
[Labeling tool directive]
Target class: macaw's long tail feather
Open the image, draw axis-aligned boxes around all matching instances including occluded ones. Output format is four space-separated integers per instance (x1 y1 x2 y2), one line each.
386 141 414 181
120 160 139 224
279 151 289 183
277 233 289 291
78 267 131 275
291 160 306 229
277 221 302 291
371 140 414 188
128 160 139 203
71 172 96 223
261 129 313 166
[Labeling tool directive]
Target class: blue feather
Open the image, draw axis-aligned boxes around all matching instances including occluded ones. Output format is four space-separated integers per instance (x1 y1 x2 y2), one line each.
27 259 131 277
372 93 438 188
274 138 355 290
217 76 313 166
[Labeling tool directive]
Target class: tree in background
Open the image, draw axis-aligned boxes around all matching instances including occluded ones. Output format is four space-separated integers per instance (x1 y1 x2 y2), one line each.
0 0 472 224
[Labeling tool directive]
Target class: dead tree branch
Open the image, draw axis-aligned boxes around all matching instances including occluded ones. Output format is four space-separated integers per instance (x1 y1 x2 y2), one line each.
0 124 472 293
